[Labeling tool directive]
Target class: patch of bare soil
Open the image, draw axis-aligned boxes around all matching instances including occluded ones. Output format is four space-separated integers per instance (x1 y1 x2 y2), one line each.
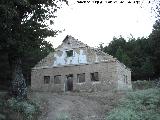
29 91 125 120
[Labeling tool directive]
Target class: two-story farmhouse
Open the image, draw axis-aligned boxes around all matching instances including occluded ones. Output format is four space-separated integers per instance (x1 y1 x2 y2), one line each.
31 35 132 92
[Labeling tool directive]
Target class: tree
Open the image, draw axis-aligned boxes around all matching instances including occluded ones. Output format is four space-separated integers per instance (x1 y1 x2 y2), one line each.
22 41 54 86
103 36 155 80
0 41 54 90
104 36 126 55
149 20 160 77
115 47 131 67
141 58 154 80
0 0 67 100
115 47 123 61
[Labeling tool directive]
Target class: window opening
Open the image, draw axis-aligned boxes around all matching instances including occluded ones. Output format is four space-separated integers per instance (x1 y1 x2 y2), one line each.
66 50 73 57
44 76 50 84
90 72 99 81
77 73 85 83
54 75 61 84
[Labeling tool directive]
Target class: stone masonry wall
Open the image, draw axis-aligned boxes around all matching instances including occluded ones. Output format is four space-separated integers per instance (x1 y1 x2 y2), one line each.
115 61 132 90
31 61 118 92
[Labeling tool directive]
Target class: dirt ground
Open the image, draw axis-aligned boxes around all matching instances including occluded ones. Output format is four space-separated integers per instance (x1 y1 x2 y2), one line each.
29 91 125 120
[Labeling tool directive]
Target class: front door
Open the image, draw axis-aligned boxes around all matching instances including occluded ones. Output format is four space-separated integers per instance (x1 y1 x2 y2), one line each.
65 74 73 91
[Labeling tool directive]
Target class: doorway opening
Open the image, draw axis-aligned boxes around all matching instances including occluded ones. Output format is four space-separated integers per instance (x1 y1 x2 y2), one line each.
65 74 73 91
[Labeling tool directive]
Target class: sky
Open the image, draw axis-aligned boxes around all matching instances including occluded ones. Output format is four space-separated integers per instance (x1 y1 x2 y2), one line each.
46 0 157 48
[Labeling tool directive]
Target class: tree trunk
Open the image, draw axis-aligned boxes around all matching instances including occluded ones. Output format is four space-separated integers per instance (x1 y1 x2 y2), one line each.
8 54 27 100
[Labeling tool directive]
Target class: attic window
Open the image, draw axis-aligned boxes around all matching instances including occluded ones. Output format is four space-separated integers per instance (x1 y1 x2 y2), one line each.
66 50 73 57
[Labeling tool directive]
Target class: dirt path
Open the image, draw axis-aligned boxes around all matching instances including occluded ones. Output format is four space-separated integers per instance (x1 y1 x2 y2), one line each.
30 91 125 120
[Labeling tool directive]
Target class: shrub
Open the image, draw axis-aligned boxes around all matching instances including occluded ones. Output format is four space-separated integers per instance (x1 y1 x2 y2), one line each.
6 98 40 119
132 80 155 90
106 88 160 120
107 108 139 120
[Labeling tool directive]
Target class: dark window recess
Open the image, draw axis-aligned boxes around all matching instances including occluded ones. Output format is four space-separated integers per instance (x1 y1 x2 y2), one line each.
123 75 128 84
44 76 50 84
126 76 128 84
77 73 85 83
90 72 99 81
54 75 61 84
123 75 125 83
66 50 73 57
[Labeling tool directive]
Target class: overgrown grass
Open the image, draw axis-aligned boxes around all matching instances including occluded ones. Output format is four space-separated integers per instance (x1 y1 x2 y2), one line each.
106 88 160 120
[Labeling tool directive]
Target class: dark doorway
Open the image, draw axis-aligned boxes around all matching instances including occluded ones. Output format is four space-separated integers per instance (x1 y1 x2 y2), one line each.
66 74 73 91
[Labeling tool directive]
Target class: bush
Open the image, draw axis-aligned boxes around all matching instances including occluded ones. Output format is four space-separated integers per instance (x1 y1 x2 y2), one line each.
6 98 40 119
132 80 155 90
106 88 160 120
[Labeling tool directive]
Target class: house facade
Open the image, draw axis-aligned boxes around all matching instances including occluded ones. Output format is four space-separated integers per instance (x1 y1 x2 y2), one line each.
31 35 132 92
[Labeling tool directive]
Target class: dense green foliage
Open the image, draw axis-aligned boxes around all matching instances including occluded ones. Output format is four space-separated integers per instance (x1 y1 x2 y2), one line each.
106 88 160 120
132 80 156 90
0 0 67 98
0 0 57 89
0 42 54 89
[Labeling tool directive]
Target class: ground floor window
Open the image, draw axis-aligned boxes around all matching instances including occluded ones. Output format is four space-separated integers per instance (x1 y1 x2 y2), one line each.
54 75 61 84
77 73 85 83
90 72 99 81
44 76 50 84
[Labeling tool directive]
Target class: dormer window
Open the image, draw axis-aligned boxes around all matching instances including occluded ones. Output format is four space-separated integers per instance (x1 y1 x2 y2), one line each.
66 50 73 57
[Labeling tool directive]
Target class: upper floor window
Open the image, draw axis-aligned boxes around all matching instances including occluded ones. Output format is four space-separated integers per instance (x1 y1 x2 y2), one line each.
66 50 73 57
44 76 50 84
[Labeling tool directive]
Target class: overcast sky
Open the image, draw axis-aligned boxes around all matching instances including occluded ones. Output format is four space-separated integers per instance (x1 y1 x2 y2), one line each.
46 0 156 48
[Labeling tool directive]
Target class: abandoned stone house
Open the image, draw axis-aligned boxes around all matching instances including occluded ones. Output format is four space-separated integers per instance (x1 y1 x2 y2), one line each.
31 35 132 92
